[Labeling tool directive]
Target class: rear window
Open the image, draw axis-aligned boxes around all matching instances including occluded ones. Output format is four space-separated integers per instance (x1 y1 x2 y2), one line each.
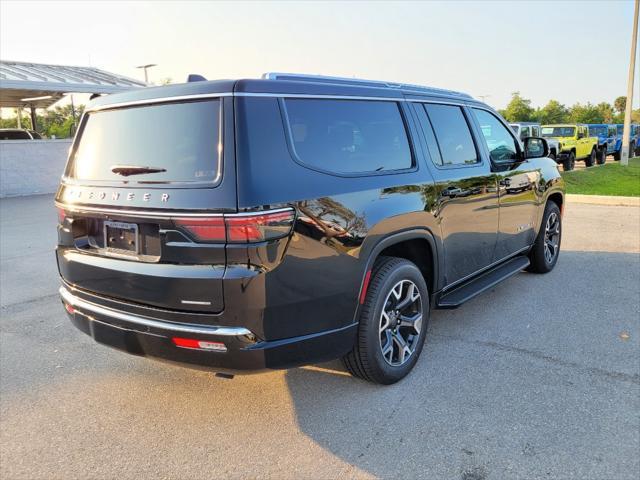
68 100 222 184
283 99 412 174
0 130 31 140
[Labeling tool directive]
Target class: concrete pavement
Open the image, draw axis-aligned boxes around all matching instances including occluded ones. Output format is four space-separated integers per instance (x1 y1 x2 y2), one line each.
1 195 638 479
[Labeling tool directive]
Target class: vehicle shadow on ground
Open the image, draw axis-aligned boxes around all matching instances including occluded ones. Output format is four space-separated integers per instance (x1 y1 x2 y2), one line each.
282 250 640 479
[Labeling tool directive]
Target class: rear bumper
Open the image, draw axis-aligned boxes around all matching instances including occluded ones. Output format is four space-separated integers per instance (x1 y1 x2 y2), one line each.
60 285 357 373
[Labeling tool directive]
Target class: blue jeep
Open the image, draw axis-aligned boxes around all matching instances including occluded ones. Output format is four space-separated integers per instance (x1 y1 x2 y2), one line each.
587 124 617 165
613 124 640 160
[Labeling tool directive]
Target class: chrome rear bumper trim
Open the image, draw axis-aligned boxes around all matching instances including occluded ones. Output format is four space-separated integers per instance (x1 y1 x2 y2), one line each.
59 286 252 337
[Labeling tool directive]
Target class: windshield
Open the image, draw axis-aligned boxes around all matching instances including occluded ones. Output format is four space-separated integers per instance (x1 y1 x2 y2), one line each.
542 127 575 138
67 99 222 184
588 126 607 137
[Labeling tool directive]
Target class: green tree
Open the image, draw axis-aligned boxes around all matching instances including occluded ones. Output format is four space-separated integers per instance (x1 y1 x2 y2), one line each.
614 96 627 114
568 103 603 124
38 104 84 138
596 102 615 123
501 92 535 122
536 100 568 124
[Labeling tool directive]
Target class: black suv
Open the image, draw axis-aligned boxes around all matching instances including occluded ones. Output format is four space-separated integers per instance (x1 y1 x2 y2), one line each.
55 73 564 384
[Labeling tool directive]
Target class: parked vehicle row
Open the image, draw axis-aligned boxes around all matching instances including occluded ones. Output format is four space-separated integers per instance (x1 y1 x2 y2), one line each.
55 73 565 384
512 122 639 171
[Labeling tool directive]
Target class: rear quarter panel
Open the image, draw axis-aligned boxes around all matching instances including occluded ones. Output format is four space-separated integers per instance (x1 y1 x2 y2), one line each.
233 96 441 338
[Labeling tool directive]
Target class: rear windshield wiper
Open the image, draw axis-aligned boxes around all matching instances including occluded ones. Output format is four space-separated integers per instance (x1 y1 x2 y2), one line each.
110 165 167 177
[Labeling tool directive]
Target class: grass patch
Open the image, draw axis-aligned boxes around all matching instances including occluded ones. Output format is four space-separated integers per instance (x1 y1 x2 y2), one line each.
561 158 640 196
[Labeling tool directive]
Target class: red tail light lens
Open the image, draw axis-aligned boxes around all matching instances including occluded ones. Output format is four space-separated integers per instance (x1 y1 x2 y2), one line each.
173 217 226 242
57 207 66 224
174 209 295 244
225 211 295 242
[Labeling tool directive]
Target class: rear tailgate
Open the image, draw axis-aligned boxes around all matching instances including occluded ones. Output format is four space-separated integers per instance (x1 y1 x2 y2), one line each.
55 95 237 314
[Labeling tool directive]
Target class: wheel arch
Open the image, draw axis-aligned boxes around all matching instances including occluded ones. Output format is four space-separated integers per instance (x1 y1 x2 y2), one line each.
354 229 439 322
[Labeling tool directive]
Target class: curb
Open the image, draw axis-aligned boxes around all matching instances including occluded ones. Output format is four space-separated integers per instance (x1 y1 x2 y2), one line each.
566 194 640 207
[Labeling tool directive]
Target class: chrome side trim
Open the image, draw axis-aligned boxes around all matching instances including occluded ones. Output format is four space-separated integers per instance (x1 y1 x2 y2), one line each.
441 246 531 292
87 93 233 112
60 286 253 337
55 202 293 218
235 92 405 102
85 92 478 112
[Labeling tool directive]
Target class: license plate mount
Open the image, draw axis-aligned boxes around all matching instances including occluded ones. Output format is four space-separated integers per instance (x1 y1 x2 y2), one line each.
104 221 139 255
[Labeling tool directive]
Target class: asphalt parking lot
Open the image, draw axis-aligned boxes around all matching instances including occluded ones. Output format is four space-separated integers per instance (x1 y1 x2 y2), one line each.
1 194 638 480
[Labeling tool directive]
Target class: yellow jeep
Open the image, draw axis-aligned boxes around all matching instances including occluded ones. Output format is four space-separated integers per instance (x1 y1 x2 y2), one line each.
541 124 598 171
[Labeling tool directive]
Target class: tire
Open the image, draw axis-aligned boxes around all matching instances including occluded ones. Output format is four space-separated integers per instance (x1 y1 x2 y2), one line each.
597 148 607 165
527 201 562 274
343 257 429 384
614 149 621 161
585 148 596 167
563 151 575 171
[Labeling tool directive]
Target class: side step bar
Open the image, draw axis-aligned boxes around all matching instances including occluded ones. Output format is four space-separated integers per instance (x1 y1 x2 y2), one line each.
436 255 530 309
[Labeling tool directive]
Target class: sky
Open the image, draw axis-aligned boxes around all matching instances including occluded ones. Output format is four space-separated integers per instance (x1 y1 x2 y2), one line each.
1 0 638 110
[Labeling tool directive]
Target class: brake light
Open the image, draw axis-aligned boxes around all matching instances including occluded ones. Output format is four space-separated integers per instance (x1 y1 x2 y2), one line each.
57 207 66 224
173 217 226 242
172 337 227 352
174 209 295 243
64 303 75 314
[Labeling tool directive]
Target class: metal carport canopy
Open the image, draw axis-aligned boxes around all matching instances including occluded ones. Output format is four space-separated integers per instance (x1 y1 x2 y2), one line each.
0 60 147 108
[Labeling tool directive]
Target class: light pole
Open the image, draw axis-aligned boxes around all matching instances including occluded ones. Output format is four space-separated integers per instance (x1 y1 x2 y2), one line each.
136 63 157 84
621 0 639 166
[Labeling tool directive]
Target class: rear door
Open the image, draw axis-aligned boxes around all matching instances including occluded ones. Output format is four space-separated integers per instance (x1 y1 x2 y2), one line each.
412 102 498 286
56 96 237 313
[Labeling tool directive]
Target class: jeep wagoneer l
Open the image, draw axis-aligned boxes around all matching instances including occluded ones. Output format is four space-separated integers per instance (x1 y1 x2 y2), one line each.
56 73 565 384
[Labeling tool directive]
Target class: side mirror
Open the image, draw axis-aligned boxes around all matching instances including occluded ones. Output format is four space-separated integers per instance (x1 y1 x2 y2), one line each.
523 137 549 159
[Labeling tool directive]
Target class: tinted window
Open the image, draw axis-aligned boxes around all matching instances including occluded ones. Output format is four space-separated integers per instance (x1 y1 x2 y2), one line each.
532 126 541 137
69 100 221 184
472 109 519 163
0 130 31 140
520 126 530 140
423 104 478 166
284 99 412 174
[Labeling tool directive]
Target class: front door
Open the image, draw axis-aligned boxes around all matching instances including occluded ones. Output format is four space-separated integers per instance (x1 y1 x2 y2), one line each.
412 102 499 286
469 108 541 259
577 125 590 158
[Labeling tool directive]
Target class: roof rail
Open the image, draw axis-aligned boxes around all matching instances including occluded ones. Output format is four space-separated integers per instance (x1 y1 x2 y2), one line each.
262 72 473 99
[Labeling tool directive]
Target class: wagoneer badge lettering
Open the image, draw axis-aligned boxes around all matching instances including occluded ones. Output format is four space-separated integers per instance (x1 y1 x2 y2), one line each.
64 188 170 203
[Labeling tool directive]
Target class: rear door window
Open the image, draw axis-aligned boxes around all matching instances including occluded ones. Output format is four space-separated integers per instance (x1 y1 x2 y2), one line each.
283 99 413 174
67 99 222 185
421 104 479 166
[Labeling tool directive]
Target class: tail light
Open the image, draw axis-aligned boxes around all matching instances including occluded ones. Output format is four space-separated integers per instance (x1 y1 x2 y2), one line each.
174 208 295 244
57 207 66 224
